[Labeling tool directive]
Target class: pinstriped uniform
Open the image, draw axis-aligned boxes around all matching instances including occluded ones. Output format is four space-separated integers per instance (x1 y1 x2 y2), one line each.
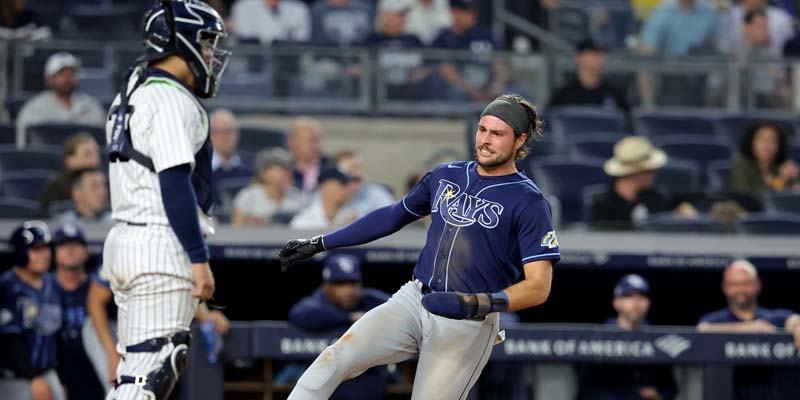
103 72 210 399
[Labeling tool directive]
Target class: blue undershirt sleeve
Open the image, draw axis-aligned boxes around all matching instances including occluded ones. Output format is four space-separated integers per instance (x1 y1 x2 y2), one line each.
158 164 209 263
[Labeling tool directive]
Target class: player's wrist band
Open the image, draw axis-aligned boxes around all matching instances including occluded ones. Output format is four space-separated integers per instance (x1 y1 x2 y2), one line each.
489 291 509 313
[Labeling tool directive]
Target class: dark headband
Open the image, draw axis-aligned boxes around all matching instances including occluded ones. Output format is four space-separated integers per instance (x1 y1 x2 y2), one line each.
480 98 530 136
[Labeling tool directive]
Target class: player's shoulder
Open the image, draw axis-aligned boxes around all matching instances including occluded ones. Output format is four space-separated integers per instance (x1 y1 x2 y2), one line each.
0 269 15 285
511 172 546 201
431 160 471 173
698 308 732 324
136 77 198 108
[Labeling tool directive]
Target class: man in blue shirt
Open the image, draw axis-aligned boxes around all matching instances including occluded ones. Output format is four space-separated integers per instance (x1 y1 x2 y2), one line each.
431 0 509 102
577 274 677 400
52 223 105 400
0 221 65 399
698 260 800 400
280 93 557 399
288 254 391 400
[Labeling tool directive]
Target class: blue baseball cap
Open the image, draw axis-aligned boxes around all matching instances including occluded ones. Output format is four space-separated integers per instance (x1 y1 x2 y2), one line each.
53 222 87 246
322 254 362 282
614 274 650 297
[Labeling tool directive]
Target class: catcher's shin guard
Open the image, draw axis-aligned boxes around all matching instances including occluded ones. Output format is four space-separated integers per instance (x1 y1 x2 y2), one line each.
115 331 191 400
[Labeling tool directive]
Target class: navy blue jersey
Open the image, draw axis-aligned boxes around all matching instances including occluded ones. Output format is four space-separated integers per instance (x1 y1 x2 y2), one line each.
0 270 62 375
288 287 390 332
699 307 794 327
403 161 560 293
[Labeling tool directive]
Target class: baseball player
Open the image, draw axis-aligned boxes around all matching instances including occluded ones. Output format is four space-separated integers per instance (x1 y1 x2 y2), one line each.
0 221 65 400
280 94 560 399
102 1 230 398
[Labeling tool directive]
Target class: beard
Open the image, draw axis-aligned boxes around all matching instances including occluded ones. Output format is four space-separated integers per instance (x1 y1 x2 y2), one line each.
475 145 514 168
54 83 76 97
728 296 756 311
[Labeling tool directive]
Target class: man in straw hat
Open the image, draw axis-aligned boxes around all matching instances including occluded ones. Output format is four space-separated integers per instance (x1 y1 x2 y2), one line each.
589 136 669 229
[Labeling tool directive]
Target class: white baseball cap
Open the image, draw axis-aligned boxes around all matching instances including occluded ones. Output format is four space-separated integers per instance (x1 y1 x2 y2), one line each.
379 0 413 13
44 52 81 77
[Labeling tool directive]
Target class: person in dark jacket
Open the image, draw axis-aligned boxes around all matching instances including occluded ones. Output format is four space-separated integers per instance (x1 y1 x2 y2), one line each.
287 254 391 399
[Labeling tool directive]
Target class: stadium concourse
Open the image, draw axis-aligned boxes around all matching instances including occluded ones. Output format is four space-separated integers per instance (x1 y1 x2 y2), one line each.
2 1 800 400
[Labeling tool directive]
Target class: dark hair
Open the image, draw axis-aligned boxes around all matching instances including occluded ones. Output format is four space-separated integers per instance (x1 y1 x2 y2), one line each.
744 8 767 25
494 94 543 161
738 121 790 165
70 167 103 190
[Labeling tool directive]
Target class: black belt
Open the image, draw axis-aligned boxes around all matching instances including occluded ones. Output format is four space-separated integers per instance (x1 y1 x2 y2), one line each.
122 221 147 227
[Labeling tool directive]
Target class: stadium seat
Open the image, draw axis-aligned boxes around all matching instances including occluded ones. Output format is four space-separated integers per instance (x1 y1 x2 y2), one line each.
706 159 731 192
546 107 628 152
66 5 141 40
735 213 800 235
655 158 702 195
5 96 30 121
635 213 726 233
0 146 62 173
715 113 796 144
763 192 800 215
654 135 732 171
214 177 253 223
0 197 44 219
0 124 15 145
47 199 75 216
529 157 608 224
570 133 624 160
1 170 56 202
581 183 608 223
238 127 288 153
634 110 716 138
791 145 800 162
25 123 106 148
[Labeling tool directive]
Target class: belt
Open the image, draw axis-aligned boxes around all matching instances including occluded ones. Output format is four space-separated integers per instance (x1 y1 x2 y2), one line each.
412 275 434 295
119 220 147 227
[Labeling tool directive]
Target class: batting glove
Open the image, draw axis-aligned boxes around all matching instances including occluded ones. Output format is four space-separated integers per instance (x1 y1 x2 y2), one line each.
279 235 325 271
421 291 509 320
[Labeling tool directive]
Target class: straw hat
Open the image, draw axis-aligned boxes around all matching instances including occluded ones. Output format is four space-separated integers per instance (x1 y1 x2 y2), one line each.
603 136 668 177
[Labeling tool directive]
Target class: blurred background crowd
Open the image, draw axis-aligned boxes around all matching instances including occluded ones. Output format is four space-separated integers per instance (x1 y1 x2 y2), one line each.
1 0 800 399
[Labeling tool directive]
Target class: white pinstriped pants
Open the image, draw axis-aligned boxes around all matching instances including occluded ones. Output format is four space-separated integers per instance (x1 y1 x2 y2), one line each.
288 280 500 400
103 223 198 400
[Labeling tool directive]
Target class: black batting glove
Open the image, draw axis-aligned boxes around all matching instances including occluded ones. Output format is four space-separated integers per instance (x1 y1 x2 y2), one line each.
279 235 325 271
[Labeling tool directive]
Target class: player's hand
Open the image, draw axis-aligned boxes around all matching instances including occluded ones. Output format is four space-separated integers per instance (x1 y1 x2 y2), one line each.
421 292 490 320
639 386 661 400
108 352 121 386
205 309 230 334
30 376 53 400
191 262 216 301
749 319 777 333
792 324 800 350
279 235 325 271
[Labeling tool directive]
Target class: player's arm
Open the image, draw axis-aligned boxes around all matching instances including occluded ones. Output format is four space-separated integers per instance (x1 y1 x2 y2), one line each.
280 171 433 270
785 314 800 349
194 303 230 334
503 260 553 312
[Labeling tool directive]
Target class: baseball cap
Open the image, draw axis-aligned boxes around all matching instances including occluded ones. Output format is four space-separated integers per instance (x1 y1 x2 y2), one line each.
614 274 650 298
575 38 606 53
322 254 362 282
449 0 477 9
318 165 356 185
53 222 87 246
44 52 81 77
254 147 292 173
379 0 413 13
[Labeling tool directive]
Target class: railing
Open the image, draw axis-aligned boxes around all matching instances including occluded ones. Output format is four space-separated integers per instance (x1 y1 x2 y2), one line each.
2 39 800 115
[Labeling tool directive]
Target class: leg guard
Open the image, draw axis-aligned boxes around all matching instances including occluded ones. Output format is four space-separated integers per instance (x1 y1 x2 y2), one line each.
114 331 191 400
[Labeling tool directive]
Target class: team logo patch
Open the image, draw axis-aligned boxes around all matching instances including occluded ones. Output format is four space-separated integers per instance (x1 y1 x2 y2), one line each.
432 179 503 228
540 231 558 249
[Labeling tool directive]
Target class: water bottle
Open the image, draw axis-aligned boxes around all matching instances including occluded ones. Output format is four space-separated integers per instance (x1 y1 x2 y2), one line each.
201 320 223 364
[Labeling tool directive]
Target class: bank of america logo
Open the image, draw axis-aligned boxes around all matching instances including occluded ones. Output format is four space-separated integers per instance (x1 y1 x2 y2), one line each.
655 335 691 358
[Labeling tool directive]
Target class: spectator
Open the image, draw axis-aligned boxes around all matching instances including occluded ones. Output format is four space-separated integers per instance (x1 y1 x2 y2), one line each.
287 116 330 197
405 0 452 45
58 167 111 225
0 0 37 30
16 52 106 145
289 166 357 230
698 260 800 399
724 0 794 56
51 223 105 400
231 0 311 44
310 0 373 45
231 148 305 226
432 0 509 102
716 9 791 109
287 254 391 400
39 132 101 213
590 136 668 229
577 274 677 400
334 149 394 218
639 0 719 56
0 221 65 399
729 122 799 204
548 38 630 113
210 108 253 186
365 0 431 99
